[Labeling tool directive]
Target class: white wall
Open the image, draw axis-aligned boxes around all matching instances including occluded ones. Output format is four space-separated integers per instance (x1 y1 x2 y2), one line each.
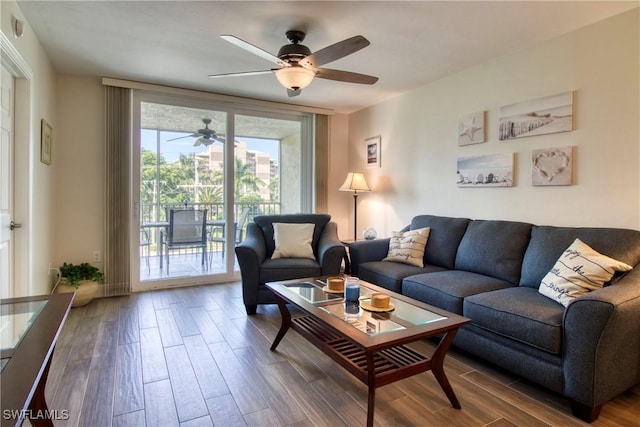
347 9 640 239
53 76 104 267
1 0 57 295
326 113 352 240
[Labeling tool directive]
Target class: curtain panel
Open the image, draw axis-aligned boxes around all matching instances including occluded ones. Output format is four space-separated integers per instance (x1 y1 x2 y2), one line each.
315 114 329 213
103 85 132 296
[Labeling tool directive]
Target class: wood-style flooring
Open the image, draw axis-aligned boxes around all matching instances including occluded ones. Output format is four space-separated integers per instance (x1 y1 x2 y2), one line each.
39 282 639 427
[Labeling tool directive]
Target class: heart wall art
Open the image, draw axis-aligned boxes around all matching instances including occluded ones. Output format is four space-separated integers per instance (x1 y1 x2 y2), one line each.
532 146 574 186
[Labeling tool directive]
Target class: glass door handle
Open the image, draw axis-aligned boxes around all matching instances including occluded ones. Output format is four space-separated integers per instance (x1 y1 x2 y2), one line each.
10 221 22 230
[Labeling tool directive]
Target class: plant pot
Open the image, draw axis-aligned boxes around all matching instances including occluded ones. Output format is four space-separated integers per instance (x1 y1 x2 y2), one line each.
54 279 100 307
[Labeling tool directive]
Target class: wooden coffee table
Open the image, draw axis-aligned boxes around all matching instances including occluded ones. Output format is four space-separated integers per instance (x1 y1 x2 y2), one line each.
266 277 471 427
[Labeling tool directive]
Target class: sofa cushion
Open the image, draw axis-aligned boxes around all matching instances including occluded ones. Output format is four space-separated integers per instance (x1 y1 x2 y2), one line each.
358 261 446 293
254 214 331 258
272 223 315 259
455 219 532 284
464 287 564 355
520 226 640 288
410 215 471 269
383 227 430 267
538 238 632 307
402 270 515 314
259 258 321 283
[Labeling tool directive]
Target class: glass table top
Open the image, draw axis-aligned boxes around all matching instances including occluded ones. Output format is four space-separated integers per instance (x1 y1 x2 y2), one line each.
285 280 344 304
320 302 406 336
1 300 48 354
282 279 448 337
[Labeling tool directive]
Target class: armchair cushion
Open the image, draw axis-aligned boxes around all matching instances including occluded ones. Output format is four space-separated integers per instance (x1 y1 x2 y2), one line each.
272 223 315 259
260 258 322 283
254 214 331 258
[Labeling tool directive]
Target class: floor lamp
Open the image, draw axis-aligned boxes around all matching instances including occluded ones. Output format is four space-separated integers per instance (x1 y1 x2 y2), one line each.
339 172 371 241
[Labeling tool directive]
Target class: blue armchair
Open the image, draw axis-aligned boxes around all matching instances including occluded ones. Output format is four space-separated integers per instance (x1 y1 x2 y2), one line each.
235 214 346 315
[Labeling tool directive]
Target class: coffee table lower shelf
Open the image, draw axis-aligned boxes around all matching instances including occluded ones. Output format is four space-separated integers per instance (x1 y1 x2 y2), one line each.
293 315 431 388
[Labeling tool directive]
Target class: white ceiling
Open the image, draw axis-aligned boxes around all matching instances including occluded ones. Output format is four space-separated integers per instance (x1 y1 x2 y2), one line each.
16 1 638 114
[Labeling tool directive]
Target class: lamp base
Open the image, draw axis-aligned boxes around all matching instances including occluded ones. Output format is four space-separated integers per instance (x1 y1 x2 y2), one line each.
352 193 359 241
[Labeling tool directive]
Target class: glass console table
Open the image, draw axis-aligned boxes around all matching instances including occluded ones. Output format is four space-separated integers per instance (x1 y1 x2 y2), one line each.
0 293 74 427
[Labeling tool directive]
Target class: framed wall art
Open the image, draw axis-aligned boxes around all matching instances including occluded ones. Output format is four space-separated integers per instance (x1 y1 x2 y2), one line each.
365 136 381 168
457 153 514 187
458 111 486 146
41 119 52 165
499 91 573 141
532 146 574 186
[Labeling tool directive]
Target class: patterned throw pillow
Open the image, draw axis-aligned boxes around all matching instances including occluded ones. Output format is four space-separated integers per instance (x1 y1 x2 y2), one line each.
382 227 430 267
272 223 316 259
538 238 632 307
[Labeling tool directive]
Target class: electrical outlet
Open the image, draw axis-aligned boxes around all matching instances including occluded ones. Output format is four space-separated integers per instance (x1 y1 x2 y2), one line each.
93 251 101 263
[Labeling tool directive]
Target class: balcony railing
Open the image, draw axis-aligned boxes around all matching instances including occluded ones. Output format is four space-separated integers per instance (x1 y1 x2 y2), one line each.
140 202 280 224
139 202 280 260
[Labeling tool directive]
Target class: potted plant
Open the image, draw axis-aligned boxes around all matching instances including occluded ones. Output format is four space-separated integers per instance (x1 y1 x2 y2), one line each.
53 262 105 307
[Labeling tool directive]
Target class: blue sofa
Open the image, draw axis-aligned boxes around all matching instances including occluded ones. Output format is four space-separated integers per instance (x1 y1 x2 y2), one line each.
349 214 640 422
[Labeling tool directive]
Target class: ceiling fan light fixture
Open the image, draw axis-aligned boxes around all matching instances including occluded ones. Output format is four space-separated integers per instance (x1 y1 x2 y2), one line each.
194 137 214 147
275 66 315 90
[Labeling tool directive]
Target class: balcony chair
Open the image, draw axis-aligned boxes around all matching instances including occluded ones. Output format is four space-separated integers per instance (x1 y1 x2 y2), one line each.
235 213 346 315
209 207 250 262
161 209 208 272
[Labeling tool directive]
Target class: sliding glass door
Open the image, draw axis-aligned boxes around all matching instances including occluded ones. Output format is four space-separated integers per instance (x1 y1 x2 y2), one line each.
234 112 313 215
131 92 313 291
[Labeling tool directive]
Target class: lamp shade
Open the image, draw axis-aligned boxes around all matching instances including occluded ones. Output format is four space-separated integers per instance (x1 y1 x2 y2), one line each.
275 66 315 90
339 172 371 193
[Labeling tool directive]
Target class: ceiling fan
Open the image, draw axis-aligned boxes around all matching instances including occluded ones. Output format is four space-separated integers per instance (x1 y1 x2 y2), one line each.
209 30 379 97
167 119 225 147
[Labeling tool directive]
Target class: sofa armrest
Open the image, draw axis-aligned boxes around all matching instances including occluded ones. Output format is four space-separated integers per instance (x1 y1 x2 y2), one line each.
317 221 346 275
562 267 640 408
349 238 391 276
234 222 267 306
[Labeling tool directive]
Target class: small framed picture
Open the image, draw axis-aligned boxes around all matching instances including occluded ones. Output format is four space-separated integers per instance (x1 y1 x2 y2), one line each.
365 136 381 168
41 119 52 165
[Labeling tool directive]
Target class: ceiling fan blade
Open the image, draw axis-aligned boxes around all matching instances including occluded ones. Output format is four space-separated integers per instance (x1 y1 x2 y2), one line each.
208 69 276 78
315 68 379 85
220 35 286 66
300 35 370 68
287 88 301 97
167 133 199 142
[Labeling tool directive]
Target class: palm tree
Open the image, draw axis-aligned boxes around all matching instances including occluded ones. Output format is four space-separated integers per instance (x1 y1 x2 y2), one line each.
234 158 265 199
268 176 279 202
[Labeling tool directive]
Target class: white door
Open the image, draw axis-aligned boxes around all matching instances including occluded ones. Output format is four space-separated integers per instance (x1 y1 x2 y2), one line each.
0 65 15 299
